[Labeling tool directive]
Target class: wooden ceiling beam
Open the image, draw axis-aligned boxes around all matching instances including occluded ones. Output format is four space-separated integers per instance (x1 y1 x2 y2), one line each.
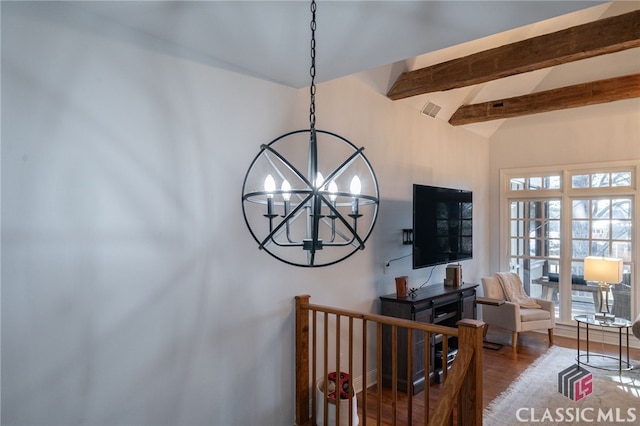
448 73 640 126
387 10 640 100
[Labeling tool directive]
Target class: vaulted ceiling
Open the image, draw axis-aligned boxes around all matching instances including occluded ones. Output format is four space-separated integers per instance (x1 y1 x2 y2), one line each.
18 1 640 138
387 10 640 125
386 1 640 137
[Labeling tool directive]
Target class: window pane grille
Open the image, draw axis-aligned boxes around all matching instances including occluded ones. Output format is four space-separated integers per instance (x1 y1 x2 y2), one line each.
572 240 589 258
510 178 525 190
547 176 561 189
506 166 635 321
529 177 542 190
572 196 633 318
612 172 631 187
508 198 562 318
571 171 633 189
509 176 560 191
592 173 609 187
614 199 631 219
572 174 589 188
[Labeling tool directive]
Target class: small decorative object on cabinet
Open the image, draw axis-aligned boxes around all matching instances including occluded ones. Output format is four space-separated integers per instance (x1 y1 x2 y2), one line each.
380 283 478 393
444 264 462 286
395 276 408 297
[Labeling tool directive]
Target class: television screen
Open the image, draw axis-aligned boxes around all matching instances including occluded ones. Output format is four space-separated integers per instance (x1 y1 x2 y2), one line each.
412 184 472 269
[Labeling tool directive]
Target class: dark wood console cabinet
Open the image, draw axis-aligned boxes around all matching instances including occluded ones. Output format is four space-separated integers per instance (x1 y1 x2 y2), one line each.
380 283 478 394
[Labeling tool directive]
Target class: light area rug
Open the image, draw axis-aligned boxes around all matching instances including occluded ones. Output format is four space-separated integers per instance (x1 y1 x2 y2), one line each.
483 345 639 425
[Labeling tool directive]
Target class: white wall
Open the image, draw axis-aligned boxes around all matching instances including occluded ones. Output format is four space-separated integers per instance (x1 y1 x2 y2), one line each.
1 4 489 425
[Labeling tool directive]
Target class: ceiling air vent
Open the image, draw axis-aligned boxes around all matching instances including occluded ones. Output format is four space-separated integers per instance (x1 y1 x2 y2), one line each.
421 101 441 118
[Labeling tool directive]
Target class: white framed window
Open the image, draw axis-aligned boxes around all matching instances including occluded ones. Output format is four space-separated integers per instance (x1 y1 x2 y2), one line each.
501 163 637 323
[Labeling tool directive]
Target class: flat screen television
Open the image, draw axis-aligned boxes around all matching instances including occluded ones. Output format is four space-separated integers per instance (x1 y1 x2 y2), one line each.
412 184 472 269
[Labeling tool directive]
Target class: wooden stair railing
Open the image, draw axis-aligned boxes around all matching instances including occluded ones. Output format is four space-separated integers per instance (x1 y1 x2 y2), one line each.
295 295 484 426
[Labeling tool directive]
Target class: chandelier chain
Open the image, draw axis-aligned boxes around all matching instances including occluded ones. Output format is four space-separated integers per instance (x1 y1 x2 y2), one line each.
309 0 317 130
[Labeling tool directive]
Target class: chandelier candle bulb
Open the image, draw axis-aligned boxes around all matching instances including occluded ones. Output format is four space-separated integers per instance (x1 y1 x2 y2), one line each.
350 176 361 215
281 180 291 201
264 174 276 217
328 181 338 203
264 174 275 193
326 180 339 239
281 180 291 216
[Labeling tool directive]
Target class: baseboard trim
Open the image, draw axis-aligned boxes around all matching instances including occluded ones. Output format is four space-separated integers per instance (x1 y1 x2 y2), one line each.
540 322 640 350
352 369 378 394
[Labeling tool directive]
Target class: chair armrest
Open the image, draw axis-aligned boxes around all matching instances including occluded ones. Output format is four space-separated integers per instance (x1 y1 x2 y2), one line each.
535 298 554 313
535 298 555 327
482 301 520 331
477 297 505 306
500 301 519 314
632 313 640 340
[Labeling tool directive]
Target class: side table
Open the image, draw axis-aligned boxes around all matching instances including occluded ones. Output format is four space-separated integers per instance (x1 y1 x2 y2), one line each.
575 314 633 374
477 297 505 350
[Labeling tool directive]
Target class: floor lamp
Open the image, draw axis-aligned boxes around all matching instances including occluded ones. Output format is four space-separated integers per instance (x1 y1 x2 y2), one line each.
584 256 623 321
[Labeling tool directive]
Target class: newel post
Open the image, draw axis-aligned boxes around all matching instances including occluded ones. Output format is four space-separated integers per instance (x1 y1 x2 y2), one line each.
295 295 311 426
456 318 485 426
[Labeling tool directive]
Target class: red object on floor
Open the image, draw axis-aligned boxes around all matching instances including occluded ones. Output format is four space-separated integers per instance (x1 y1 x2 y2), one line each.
327 371 350 399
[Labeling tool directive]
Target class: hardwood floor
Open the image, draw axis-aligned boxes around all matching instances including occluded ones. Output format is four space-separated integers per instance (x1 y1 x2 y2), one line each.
355 328 640 425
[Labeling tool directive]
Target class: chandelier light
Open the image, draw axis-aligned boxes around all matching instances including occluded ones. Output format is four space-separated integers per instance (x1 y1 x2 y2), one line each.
241 0 379 267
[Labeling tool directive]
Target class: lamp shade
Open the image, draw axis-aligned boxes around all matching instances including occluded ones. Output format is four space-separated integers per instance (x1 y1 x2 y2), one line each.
583 256 623 284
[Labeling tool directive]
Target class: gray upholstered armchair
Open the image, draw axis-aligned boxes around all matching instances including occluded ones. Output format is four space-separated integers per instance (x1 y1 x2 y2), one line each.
480 273 555 348
633 314 640 341
612 273 632 319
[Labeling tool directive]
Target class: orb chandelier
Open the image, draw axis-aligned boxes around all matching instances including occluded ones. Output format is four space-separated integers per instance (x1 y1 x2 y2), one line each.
241 0 379 267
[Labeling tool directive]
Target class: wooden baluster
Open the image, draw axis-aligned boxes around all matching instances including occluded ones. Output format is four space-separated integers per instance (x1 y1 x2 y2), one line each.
442 334 451 425
442 335 449 383
361 319 368 426
376 323 382 426
347 317 354 426
312 310 317 425
424 330 430 426
295 295 310 426
336 314 341 426
391 325 397 426
407 327 413 425
323 312 329 426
